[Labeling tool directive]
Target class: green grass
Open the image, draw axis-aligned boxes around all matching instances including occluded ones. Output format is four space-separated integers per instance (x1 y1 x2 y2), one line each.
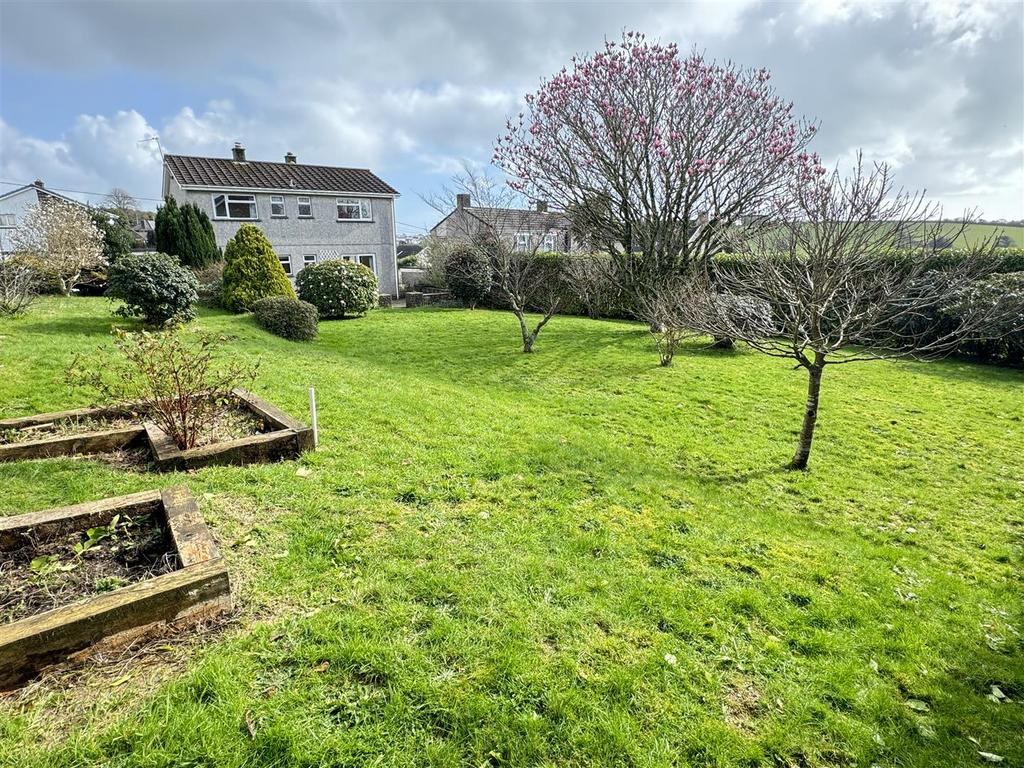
943 222 1023 248
1 297 1021 768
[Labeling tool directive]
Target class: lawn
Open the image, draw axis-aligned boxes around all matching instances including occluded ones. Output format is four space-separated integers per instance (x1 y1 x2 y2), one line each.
0 297 1021 768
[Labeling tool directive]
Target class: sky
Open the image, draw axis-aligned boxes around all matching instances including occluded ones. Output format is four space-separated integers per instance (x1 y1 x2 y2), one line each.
1 0 1021 235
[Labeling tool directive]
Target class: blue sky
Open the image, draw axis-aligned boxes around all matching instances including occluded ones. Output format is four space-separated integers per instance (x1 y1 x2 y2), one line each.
1 0 1021 234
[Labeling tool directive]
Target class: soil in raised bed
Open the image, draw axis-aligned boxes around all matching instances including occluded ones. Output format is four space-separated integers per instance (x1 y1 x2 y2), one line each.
191 406 267 448
0 413 146 445
1 513 179 623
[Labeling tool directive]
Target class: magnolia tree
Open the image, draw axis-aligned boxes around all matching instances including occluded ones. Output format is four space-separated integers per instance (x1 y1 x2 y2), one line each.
425 164 566 353
493 31 821 287
691 155 1022 470
12 200 104 295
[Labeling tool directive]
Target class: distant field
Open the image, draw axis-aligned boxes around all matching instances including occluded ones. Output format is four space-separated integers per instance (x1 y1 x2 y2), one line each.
940 222 1023 247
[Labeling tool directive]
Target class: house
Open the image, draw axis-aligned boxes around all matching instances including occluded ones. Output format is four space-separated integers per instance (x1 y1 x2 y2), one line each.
429 194 573 252
162 143 400 296
0 180 88 255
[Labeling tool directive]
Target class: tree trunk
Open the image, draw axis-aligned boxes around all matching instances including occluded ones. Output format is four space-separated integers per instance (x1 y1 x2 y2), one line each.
790 360 824 470
515 310 534 353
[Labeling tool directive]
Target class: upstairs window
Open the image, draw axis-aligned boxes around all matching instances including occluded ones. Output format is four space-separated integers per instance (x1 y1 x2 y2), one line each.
297 197 313 218
515 232 531 251
212 193 257 220
336 198 371 221
542 233 558 252
270 195 285 217
0 213 15 227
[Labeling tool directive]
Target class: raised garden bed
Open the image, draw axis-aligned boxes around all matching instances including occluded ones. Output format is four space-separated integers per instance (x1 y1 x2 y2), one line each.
0 486 230 690
0 389 314 471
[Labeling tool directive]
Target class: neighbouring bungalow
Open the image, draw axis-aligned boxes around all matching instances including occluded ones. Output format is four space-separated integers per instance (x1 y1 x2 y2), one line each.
162 143 401 296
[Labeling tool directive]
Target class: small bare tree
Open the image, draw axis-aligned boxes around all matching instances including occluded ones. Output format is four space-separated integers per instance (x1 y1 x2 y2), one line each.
562 252 621 319
12 200 104 295
692 154 1022 470
424 163 567 353
0 256 37 317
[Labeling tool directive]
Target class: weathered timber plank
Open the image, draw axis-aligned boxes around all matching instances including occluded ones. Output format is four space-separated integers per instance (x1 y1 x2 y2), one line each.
161 486 220 566
232 387 308 432
152 430 301 471
0 490 161 551
0 558 230 690
0 402 146 430
0 426 146 463
144 422 181 463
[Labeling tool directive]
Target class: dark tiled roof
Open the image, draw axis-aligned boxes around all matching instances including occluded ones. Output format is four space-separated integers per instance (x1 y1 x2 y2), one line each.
462 206 572 230
164 154 398 196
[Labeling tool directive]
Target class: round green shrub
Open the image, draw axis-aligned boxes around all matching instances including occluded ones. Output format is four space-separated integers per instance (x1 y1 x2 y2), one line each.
107 252 198 327
252 297 319 341
444 245 492 309
221 224 295 313
296 260 377 318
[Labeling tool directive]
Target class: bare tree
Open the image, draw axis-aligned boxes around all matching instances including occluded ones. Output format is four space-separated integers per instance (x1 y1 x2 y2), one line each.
562 252 622 319
107 187 139 223
0 256 37 316
11 200 104 295
692 154 1022 470
424 163 566 353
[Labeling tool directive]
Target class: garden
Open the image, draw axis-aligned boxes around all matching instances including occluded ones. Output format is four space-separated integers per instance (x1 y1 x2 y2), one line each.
0 296 1021 766
1 30 1022 768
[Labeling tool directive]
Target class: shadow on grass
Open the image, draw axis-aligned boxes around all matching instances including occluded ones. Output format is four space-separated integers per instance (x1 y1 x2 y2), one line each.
15 315 125 338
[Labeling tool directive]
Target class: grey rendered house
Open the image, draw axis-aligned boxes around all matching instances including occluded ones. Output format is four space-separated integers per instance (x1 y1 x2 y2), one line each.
0 180 87 255
430 193 573 252
162 144 400 296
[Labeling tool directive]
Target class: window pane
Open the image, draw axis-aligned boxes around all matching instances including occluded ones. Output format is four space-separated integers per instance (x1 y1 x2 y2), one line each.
226 195 255 218
298 197 312 217
271 196 284 216
278 255 291 275
360 201 371 219
213 195 227 218
303 254 316 265
358 254 375 272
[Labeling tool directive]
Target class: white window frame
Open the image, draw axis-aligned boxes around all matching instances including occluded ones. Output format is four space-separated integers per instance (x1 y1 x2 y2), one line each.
278 253 292 276
302 253 316 270
0 213 15 227
297 196 313 218
270 195 286 217
542 233 558 252
515 232 531 251
336 198 372 222
341 253 376 274
212 193 258 221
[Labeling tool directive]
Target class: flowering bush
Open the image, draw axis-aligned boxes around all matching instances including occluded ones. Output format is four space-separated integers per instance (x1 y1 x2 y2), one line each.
296 260 377 318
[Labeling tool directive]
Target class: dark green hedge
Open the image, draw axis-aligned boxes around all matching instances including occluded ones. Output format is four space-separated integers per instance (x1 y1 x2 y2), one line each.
253 297 319 341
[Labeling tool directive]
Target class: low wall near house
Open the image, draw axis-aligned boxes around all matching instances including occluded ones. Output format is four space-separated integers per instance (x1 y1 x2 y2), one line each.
405 291 452 308
399 268 429 293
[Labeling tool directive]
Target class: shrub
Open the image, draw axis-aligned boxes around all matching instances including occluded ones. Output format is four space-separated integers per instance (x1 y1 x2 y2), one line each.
68 329 258 450
444 246 492 309
253 297 319 341
193 260 225 307
221 224 295 313
107 252 199 327
942 271 1024 365
296 260 377 318
0 257 36 317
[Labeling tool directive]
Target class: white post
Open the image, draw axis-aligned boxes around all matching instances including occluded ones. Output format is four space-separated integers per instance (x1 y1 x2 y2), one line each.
308 387 318 448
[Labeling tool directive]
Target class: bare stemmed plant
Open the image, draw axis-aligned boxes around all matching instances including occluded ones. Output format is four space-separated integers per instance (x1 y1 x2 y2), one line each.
69 329 258 450
691 153 1022 470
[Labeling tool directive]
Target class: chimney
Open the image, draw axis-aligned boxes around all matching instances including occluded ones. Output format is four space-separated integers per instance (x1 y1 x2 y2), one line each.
456 193 471 209
535 200 548 213
33 179 44 188
284 152 297 164
231 142 246 162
